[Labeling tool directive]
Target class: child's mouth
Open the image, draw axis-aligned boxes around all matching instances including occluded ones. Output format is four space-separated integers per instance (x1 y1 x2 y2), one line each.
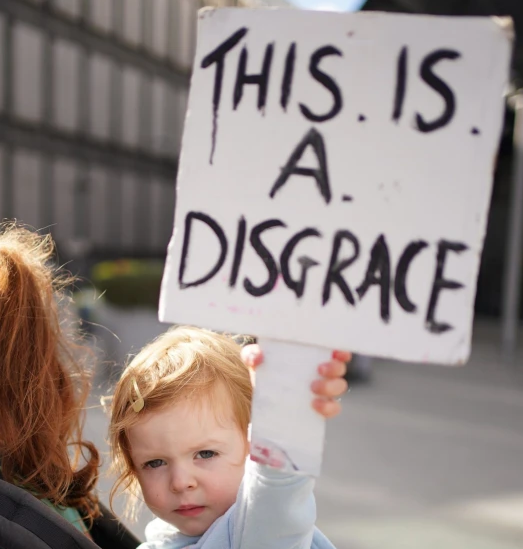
175 505 205 517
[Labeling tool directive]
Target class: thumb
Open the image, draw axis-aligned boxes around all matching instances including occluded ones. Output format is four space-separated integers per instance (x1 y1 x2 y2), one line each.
240 344 264 370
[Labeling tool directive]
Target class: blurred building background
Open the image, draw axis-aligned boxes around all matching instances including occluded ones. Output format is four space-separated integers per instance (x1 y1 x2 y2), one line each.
0 0 254 264
1 0 183 260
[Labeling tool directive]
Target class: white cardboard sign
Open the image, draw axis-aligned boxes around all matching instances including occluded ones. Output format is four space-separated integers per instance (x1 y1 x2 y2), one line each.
160 8 512 365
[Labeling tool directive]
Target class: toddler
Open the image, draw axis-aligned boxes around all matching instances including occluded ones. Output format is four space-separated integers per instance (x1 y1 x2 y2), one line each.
109 326 348 548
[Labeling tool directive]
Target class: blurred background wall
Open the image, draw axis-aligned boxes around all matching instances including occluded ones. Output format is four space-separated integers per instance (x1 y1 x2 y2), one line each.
0 0 243 265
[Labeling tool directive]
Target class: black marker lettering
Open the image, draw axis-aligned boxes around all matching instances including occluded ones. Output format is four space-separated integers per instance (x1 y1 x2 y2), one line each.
229 216 247 288
179 211 227 289
281 42 296 111
244 219 286 297
201 27 248 164
270 127 332 204
233 43 274 111
392 46 408 123
299 46 343 123
426 240 467 333
356 235 391 323
416 49 460 133
395 240 428 312
280 228 321 298
322 230 360 306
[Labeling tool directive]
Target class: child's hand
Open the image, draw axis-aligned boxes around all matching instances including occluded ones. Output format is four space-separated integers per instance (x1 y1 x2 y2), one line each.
311 350 350 418
241 346 350 418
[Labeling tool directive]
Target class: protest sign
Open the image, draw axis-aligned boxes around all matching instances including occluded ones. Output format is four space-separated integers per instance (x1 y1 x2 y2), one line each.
159 8 512 473
160 8 511 364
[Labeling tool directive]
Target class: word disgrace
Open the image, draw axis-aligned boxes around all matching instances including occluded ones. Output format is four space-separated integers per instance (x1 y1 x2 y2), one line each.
179 211 467 335
159 8 513 364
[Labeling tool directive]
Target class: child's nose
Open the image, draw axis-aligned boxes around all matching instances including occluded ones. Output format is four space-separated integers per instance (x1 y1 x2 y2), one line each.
169 466 197 493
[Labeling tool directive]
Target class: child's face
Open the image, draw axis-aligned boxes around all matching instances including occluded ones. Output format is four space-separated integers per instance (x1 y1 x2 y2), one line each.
128 387 247 537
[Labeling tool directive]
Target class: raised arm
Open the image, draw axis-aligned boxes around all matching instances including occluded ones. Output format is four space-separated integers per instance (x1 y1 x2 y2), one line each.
228 349 349 549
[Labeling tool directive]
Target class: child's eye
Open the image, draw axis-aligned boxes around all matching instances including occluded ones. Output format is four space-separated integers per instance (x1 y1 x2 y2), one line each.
195 450 217 460
143 459 166 469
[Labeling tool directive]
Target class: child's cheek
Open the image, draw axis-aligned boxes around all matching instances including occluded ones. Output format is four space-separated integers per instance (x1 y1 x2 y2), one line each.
139 474 170 510
211 462 245 503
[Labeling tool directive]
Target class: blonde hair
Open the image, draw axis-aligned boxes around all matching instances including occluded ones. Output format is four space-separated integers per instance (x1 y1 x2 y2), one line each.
109 326 252 519
0 223 100 521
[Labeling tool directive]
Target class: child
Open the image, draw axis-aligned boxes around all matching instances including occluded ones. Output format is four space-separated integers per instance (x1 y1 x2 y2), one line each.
109 326 348 548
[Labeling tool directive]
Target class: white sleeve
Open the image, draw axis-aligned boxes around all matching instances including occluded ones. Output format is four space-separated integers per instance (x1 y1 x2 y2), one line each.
140 518 199 549
229 459 316 549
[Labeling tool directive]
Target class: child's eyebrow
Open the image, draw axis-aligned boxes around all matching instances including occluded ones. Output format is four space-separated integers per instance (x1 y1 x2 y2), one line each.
188 438 226 452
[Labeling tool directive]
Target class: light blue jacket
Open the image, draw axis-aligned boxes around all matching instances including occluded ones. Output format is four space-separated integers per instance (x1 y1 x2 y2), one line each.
139 459 336 549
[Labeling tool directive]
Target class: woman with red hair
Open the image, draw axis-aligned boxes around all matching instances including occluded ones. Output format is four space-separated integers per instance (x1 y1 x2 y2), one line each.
0 223 100 535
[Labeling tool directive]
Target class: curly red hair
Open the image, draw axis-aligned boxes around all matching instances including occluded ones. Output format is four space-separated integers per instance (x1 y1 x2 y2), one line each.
0 223 100 520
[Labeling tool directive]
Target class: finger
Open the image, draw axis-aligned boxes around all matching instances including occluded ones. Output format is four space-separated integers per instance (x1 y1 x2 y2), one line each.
319 359 347 379
312 398 341 419
240 344 264 369
332 350 352 363
311 377 348 398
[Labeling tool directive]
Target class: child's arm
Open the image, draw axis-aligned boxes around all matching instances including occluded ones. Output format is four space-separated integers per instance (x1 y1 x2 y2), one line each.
229 350 349 549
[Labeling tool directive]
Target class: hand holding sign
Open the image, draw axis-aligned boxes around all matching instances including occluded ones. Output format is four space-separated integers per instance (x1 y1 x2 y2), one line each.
160 8 513 474
242 344 350 417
